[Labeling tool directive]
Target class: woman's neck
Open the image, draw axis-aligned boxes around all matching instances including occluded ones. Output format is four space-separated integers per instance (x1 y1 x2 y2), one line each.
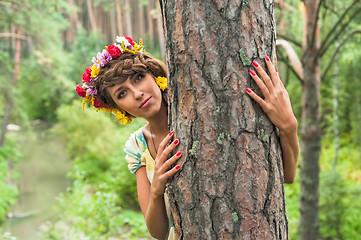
146 101 168 137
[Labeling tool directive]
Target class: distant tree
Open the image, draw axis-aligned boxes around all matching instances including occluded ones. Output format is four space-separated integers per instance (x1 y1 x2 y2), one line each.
276 1 361 239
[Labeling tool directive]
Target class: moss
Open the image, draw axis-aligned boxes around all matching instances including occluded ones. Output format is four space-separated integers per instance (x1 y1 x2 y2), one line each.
190 140 199 156
260 129 269 142
232 212 239 222
217 133 225 144
242 0 249 8
216 106 221 113
239 49 252 66
259 116 264 124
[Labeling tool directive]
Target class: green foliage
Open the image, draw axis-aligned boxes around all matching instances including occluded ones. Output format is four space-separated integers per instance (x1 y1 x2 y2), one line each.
0 137 21 223
42 101 149 238
0 231 17 240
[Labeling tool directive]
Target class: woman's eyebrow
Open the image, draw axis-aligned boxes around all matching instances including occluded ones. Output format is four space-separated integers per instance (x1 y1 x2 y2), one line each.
113 86 123 97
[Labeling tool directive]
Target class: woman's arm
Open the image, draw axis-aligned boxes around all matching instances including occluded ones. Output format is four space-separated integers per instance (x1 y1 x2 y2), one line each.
246 56 299 183
136 167 169 239
136 132 181 239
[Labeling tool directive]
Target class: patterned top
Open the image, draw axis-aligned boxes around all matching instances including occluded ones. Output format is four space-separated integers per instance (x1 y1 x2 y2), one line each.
124 126 175 240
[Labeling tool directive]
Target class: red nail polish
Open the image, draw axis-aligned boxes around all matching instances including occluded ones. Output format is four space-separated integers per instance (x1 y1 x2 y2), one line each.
174 139 179 144
175 165 180 170
176 151 181 156
169 130 174 136
252 61 259 67
250 70 256 76
246 88 251 93
265 55 270 62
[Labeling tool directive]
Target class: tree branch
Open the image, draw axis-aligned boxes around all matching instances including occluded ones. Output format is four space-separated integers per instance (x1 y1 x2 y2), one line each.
309 0 323 52
321 29 361 80
276 39 304 83
0 32 28 40
319 0 361 56
277 33 302 48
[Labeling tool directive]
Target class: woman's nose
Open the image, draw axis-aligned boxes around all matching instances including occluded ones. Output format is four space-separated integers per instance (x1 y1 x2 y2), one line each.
134 88 144 99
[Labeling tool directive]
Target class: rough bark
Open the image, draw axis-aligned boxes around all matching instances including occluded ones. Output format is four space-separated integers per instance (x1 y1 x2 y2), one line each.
299 1 321 240
161 0 287 239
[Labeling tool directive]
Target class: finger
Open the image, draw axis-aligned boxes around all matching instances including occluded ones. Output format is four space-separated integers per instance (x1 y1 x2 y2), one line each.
264 55 281 88
245 88 269 111
161 151 182 172
250 69 270 98
157 130 175 155
161 164 181 181
252 60 274 93
159 138 180 163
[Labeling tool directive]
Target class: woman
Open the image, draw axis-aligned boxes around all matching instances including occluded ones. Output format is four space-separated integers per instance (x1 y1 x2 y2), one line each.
76 36 299 239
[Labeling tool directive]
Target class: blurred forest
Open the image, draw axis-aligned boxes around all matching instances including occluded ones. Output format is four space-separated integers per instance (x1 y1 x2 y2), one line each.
0 0 361 239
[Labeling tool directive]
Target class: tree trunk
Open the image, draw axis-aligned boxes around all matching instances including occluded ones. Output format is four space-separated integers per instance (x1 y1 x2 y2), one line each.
299 1 321 240
333 42 339 169
116 1 124 35
146 0 155 47
86 0 97 31
155 1 165 59
161 0 288 239
0 26 21 147
125 0 132 36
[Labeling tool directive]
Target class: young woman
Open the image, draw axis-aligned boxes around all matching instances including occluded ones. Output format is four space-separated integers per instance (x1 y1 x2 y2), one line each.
76 36 299 240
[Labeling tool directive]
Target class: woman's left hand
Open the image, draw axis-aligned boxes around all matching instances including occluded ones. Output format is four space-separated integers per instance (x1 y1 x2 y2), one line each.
246 56 297 134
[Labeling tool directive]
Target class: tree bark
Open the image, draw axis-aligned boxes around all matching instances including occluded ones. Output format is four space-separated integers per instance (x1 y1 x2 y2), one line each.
161 0 288 238
299 1 321 240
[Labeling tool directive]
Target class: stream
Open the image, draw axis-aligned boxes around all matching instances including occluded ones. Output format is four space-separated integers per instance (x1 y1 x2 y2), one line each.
2 125 71 239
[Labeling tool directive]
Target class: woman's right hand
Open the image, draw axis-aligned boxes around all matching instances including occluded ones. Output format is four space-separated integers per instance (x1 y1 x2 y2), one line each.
151 130 182 198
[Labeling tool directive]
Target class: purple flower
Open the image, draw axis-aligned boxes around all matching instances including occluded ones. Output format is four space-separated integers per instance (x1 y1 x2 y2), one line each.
92 50 113 69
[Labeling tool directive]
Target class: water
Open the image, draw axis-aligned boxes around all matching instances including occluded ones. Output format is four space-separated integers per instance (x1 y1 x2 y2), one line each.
2 128 71 239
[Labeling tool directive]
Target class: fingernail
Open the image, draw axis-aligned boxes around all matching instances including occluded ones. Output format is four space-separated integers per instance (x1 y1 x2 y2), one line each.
176 151 181 156
265 55 270 62
252 61 259 67
250 70 256 76
175 165 180 170
246 88 251 93
169 130 174 136
174 139 179 144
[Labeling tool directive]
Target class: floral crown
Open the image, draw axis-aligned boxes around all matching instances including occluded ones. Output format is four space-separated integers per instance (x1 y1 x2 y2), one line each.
75 35 167 125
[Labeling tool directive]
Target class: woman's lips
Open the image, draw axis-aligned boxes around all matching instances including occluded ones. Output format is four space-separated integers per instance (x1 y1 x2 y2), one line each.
139 97 152 108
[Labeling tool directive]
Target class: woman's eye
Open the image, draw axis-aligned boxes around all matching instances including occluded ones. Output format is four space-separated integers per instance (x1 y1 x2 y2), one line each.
135 74 143 82
118 90 126 99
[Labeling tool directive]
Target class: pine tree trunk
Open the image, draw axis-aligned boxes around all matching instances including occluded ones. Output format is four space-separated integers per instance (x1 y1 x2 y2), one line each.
299 1 321 240
125 0 132 36
116 1 123 35
161 0 288 238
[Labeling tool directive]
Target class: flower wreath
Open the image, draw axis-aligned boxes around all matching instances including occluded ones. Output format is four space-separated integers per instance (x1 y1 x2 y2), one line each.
75 36 167 125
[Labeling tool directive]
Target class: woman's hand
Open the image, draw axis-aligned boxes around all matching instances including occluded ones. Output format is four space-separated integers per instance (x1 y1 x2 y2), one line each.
151 131 182 198
246 56 297 134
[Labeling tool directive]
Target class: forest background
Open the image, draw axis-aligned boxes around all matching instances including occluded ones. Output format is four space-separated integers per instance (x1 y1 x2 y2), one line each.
0 0 361 239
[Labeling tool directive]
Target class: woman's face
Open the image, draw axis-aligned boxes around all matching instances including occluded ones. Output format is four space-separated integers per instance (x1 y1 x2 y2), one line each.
107 73 163 119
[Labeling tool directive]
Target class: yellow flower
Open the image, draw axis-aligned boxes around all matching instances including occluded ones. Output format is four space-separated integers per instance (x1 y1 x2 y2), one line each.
155 76 168 91
91 64 100 78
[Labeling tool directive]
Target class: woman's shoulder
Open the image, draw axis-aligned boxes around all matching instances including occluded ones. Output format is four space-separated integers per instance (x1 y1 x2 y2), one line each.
124 125 148 154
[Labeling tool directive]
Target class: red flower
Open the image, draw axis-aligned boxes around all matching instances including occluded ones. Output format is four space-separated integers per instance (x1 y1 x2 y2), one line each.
107 45 121 58
76 84 86 97
93 97 109 108
124 35 135 46
82 66 92 83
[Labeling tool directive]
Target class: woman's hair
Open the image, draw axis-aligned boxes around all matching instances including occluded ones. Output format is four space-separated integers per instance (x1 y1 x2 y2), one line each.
95 52 168 110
